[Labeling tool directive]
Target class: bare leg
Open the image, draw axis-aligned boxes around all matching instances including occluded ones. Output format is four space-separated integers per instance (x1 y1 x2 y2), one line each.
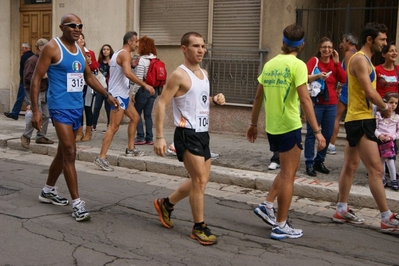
124 103 140 150
275 144 301 223
99 108 124 158
337 142 360 203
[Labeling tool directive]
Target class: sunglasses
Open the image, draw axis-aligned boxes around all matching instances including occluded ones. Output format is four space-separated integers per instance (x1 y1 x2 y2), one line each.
62 23 83 29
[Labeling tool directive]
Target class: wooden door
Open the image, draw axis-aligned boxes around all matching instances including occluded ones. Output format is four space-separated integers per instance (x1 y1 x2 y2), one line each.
20 11 52 53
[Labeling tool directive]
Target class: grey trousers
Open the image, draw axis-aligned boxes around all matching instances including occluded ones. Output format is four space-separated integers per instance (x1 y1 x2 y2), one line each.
23 90 49 140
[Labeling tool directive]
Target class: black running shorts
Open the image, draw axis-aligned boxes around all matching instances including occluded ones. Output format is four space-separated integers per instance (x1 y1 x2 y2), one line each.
173 127 211 162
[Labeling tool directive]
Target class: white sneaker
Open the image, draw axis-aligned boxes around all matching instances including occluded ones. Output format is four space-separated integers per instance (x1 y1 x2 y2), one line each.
268 162 280 170
210 151 219 159
327 144 336 155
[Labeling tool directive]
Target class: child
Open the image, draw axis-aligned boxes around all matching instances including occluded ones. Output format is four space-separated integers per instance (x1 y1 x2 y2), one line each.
375 92 399 190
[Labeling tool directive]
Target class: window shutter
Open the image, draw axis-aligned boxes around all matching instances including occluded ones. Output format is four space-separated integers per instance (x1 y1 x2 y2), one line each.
140 0 209 45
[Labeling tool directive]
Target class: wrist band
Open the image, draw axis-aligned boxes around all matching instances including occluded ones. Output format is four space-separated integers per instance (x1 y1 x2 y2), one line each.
314 129 322 135
156 136 164 139
250 124 257 127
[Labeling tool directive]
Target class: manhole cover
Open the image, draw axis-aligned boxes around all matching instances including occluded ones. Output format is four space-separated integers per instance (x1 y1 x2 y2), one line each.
0 186 19 196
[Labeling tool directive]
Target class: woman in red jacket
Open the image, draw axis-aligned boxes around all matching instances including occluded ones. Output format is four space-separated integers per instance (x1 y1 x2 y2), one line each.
376 42 399 97
75 33 100 142
304 37 347 176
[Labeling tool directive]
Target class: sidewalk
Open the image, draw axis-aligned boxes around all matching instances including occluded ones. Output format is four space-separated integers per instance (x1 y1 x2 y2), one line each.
1 114 398 210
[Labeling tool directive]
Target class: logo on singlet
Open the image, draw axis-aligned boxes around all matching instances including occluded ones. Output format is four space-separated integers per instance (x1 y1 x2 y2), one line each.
71 61 82 72
200 91 208 108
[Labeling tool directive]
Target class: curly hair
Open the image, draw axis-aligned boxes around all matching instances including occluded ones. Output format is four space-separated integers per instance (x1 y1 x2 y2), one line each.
138 36 157 56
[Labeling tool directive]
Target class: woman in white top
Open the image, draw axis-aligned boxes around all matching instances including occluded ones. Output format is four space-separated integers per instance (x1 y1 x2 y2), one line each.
132 36 159 145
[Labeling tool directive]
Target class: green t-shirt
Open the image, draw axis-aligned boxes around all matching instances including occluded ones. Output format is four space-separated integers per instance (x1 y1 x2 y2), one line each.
257 54 308 135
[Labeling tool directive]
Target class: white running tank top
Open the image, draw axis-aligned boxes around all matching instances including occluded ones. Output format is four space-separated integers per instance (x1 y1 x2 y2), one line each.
108 49 129 98
173 64 210 132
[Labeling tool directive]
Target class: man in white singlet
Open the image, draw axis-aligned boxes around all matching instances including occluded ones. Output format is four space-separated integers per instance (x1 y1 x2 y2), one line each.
94 31 155 172
153 32 225 245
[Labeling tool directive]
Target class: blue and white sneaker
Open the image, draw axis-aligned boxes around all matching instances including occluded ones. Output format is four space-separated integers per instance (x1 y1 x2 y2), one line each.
270 221 303 240
39 187 69 206
72 200 91 222
254 203 276 226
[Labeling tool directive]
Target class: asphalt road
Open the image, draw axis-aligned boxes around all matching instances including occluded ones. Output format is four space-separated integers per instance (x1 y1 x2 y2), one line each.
1 149 398 266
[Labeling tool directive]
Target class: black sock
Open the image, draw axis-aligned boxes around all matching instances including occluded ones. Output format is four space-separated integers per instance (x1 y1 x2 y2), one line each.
194 221 205 229
164 197 174 209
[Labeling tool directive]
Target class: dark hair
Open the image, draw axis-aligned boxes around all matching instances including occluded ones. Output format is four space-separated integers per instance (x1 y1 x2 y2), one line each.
123 31 138 45
360 22 387 46
381 92 399 117
98 44 114 62
181 32 203 46
281 24 305 54
382 41 396 54
314 37 333 58
138 36 157 56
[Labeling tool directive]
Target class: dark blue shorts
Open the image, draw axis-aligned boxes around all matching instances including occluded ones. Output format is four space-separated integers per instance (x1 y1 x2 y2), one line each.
49 108 83 131
173 127 211 162
267 128 303 153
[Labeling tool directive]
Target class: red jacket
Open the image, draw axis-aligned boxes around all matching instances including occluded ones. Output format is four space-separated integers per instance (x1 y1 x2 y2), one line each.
84 48 100 72
306 57 346 105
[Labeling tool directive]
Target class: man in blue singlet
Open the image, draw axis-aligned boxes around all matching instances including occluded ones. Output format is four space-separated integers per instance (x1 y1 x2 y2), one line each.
30 13 119 222
153 32 225 245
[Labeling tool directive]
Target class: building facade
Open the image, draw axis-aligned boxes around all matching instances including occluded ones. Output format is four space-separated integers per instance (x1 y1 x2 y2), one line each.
1 0 398 135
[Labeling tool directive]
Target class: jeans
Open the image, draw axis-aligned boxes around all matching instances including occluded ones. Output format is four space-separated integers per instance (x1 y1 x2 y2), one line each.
304 104 336 166
134 87 158 142
92 93 111 127
10 81 26 117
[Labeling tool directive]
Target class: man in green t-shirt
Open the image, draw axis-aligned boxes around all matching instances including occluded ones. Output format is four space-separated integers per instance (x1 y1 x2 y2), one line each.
247 24 326 239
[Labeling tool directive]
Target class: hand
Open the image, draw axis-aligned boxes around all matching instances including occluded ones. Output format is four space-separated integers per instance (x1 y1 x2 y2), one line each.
154 138 167 157
319 72 331 80
107 95 120 111
213 93 226 105
315 133 326 151
246 125 258 143
332 49 340 63
31 111 42 131
144 84 155 95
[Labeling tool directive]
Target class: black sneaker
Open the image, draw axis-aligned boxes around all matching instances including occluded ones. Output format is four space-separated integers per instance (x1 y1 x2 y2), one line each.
38 188 69 206
314 162 330 174
4 112 18 120
391 180 399 191
306 166 317 177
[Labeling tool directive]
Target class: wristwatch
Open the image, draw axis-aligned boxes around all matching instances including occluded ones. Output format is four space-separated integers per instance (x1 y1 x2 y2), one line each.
104 92 111 99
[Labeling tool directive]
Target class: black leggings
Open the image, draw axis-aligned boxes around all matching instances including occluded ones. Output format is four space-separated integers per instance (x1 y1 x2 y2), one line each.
81 85 95 126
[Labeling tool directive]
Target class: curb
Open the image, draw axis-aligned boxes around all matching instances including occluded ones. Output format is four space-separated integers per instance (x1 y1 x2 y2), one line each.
2 135 399 211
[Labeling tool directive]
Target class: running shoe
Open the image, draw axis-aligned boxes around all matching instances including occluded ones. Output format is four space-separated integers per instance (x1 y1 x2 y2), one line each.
327 144 336 155
38 187 69 206
381 213 399 232
391 179 399 191
253 203 276 226
332 209 365 224
268 162 280 170
270 221 303 240
153 198 174 228
167 144 177 156
72 200 91 222
134 139 146 145
94 157 114 171
190 224 217 245
125 148 145 157
210 152 219 159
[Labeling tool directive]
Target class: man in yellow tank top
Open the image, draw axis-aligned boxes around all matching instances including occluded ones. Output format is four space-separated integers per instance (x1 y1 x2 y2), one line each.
333 22 399 231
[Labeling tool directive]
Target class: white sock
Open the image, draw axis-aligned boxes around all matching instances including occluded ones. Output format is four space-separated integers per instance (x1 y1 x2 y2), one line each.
275 221 286 228
263 201 274 209
72 198 81 207
385 159 396 181
337 202 347 213
381 210 392 222
43 184 55 193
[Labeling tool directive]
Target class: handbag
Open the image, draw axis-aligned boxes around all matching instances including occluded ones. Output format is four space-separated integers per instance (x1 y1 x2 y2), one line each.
94 70 107 89
307 57 325 97
378 140 395 158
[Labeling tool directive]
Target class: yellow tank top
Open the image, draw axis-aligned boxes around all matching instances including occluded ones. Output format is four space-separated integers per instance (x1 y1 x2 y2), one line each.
345 51 376 122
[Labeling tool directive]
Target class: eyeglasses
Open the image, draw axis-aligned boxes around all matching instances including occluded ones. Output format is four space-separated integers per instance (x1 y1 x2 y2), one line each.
62 23 83 29
320 46 333 49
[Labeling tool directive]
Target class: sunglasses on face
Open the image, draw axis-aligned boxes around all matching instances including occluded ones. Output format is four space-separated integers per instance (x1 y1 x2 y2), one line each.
62 23 83 29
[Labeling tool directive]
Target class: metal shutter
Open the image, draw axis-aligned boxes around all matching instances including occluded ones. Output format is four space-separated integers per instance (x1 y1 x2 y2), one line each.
212 0 261 50
140 0 209 45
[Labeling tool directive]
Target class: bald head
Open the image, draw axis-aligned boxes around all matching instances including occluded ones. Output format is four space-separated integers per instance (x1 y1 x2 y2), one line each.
60 13 81 24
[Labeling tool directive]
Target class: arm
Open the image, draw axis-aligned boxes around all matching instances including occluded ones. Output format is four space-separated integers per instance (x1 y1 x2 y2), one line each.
246 83 264 143
80 46 119 110
350 54 386 110
153 69 183 157
118 50 155 95
375 112 383 138
23 57 36 90
297 83 326 150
